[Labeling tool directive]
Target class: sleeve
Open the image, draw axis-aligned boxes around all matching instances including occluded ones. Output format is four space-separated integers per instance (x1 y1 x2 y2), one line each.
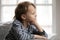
12 24 34 40
31 25 48 38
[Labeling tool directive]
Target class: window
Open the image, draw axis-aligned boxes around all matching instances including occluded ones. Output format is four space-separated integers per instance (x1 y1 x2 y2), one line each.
36 0 52 34
0 0 52 34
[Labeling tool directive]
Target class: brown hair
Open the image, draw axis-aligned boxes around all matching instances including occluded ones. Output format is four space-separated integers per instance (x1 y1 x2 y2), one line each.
14 1 36 21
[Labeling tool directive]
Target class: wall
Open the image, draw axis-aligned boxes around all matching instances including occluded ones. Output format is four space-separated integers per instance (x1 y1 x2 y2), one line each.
55 0 60 40
51 0 60 40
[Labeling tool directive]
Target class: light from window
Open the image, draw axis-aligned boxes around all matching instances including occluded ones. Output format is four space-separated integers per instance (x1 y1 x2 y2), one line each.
36 6 52 34
1 6 16 23
1 0 17 5
18 0 34 3
36 6 52 25
36 0 52 4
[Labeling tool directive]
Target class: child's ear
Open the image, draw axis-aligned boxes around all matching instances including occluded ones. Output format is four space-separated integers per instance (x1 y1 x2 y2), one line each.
21 14 26 20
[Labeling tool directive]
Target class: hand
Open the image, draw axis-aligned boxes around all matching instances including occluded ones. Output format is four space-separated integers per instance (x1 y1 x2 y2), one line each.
30 18 37 25
30 18 43 32
42 37 48 40
34 35 48 40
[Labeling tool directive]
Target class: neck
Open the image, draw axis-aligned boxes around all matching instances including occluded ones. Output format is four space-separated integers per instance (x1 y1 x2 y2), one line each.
22 21 29 28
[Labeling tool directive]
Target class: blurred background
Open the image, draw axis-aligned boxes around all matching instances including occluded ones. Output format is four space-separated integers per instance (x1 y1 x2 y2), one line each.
0 0 60 40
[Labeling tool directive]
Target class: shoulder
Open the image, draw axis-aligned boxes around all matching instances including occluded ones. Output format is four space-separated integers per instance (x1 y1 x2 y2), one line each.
10 19 23 31
12 19 22 27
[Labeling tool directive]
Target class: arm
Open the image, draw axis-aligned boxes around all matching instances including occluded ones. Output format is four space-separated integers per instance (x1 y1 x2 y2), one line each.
30 18 48 37
34 23 48 37
30 25 48 40
31 25 48 37
34 35 48 40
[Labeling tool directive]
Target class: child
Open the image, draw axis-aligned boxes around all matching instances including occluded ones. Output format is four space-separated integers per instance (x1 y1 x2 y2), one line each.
5 1 48 40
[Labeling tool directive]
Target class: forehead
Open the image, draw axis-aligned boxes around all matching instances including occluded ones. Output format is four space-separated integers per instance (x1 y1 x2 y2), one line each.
28 5 36 13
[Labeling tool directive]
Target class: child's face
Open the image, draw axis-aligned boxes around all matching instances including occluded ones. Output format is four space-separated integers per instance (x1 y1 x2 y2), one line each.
25 5 37 23
21 5 37 23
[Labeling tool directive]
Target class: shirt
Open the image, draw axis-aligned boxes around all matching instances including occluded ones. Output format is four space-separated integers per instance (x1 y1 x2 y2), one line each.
5 19 48 40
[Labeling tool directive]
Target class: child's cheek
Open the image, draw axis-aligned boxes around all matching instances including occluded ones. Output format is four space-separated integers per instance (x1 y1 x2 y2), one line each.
29 15 35 21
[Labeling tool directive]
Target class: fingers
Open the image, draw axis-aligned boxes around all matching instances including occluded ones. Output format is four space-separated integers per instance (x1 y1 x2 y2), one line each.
43 37 48 40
